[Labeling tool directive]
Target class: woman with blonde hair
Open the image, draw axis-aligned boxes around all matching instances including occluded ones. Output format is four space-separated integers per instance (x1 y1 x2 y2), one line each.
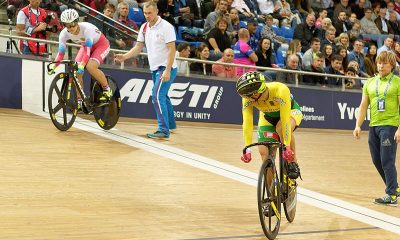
286 39 303 66
335 33 350 52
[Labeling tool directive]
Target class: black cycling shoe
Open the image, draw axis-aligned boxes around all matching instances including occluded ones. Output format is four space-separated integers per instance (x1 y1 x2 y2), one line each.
287 162 301 179
263 205 276 217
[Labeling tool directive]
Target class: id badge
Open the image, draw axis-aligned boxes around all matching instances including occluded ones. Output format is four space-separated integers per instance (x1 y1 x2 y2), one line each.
377 98 386 112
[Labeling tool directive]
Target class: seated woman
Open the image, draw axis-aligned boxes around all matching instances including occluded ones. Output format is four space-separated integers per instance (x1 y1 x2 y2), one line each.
207 16 232 61
255 37 278 80
190 43 212 76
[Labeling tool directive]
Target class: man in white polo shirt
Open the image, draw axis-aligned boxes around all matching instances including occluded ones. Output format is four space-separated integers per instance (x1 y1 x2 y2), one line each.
115 1 178 139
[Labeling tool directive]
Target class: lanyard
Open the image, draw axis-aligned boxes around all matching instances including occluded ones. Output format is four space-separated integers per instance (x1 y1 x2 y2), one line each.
375 73 394 99
28 6 40 26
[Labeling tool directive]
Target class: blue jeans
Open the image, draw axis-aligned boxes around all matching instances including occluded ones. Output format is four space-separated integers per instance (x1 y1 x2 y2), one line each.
151 66 177 135
368 126 399 195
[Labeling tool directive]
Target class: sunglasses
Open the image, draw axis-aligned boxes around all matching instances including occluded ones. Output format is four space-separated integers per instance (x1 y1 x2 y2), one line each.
63 21 77 28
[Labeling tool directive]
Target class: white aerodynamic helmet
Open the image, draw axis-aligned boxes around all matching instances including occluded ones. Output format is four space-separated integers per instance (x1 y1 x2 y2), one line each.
60 9 79 24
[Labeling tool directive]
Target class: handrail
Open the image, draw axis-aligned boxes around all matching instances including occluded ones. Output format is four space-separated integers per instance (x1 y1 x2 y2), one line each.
0 32 367 90
58 0 138 40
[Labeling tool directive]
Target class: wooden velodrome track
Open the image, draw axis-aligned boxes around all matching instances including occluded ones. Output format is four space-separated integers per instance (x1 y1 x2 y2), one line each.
0 107 399 240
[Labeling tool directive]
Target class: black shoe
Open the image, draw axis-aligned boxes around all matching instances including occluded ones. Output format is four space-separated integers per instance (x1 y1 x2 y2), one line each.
263 205 275 217
287 162 300 179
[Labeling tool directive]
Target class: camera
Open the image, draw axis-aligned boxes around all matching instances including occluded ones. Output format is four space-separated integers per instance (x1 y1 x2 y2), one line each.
43 12 58 33
7 5 16 20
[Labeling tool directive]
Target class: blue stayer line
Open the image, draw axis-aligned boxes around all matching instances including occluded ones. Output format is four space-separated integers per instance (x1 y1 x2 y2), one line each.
179 226 379 240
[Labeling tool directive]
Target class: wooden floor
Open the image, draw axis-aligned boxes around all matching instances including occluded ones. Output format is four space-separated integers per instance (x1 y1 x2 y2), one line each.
0 107 399 240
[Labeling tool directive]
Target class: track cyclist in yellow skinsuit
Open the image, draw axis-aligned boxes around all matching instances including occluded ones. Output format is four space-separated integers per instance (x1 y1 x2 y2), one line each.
236 71 303 179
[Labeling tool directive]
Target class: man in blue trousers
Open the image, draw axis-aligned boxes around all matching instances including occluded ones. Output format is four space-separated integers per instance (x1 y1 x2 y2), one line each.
115 1 177 139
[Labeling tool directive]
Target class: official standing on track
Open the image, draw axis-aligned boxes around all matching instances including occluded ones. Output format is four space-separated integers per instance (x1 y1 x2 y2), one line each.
115 1 177 139
354 51 400 206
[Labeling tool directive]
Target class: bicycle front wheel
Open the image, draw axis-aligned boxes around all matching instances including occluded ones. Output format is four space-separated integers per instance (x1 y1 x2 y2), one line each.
48 73 78 131
257 158 281 240
283 164 297 223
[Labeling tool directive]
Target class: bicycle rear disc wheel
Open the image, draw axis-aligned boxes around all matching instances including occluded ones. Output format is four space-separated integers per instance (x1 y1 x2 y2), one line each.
283 164 297 223
48 73 78 131
91 77 121 130
257 159 281 240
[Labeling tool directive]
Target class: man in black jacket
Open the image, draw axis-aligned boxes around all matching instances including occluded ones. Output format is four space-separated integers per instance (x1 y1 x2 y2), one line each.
293 13 320 53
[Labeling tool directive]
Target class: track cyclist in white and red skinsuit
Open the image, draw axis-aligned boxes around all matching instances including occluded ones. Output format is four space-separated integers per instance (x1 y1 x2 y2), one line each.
49 9 111 105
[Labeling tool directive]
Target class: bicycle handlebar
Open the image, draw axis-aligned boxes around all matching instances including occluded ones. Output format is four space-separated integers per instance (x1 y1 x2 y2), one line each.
243 142 285 154
46 60 77 73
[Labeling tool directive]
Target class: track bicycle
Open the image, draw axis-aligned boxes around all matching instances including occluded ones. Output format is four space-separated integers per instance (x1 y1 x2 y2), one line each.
47 60 121 131
243 141 298 240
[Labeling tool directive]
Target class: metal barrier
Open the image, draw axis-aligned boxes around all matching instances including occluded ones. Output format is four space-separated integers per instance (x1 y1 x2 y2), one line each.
0 32 368 91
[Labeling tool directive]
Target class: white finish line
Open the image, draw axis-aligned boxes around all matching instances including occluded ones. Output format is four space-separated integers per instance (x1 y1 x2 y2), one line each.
29 110 400 235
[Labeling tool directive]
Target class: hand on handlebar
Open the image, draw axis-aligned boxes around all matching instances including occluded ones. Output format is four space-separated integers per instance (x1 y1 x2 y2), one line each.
76 64 85 75
283 147 294 162
241 149 252 163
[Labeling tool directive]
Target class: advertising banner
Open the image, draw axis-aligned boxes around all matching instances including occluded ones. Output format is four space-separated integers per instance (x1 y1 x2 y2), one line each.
0 56 22 108
103 68 369 130
102 68 243 124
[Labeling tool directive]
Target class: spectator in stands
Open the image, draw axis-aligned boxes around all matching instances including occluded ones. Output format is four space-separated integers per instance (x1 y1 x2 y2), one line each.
212 48 236 78
255 37 278 79
302 37 321 69
377 35 395 55
360 7 386 48
334 10 351 36
348 39 368 76
348 12 358 26
386 1 400 21
348 20 362 46
352 0 366 19
229 8 240 43
203 0 233 36
302 52 325 85
109 0 138 10
277 54 302 84
247 18 259 50
344 66 358 88
207 16 232 60
318 17 333 39
233 28 258 76
157 0 175 25
324 54 344 86
231 0 256 20
336 45 348 71
87 0 107 17
16 0 49 55
116 1 139 50
364 43 378 76
315 9 328 28
275 0 300 28
176 42 191 75
333 0 351 20
286 39 303 66
321 27 336 52
294 0 313 19
335 32 350 51
394 42 400 65
256 0 279 17
371 2 381 21
92 3 122 62
260 15 287 52
388 11 400 35
174 0 200 27
190 43 213 75
311 0 334 17
375 7 395 35
322 44 333 67
293 13 321 53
